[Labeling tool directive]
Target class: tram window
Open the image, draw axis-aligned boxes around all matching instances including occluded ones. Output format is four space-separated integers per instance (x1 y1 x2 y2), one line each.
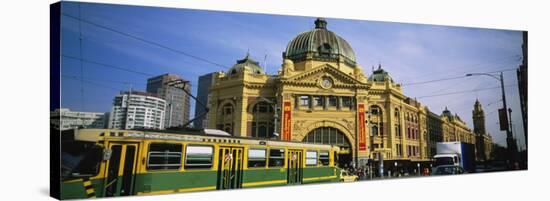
248 149 266 168
319 151 330 166
268 149 285 167
306 151 318 166
185 145 213 169
147 143 182 170
61 142 102 180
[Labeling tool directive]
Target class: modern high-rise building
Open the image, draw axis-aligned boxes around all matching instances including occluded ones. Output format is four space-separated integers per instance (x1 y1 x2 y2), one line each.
147 74 191 128
194 72 218 129
109 91 166 130
50 108 107 130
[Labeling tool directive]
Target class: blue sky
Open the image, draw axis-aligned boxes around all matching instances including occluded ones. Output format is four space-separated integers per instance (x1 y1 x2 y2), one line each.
59 2 525 148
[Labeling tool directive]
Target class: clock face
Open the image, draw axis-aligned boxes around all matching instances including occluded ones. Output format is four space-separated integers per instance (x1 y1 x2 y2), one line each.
321 78 332 88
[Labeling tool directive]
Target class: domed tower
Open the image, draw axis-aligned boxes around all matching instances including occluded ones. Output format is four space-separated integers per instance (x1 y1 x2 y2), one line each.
441 106 454 120
227 53 265 76
283 18 357 74
368 64 395 83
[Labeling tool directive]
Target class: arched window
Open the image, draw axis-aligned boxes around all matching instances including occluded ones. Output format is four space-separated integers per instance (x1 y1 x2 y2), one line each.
394 110 400 118
394 109 400 137
371 125 379 136
303 127 351 149
370 105 381 115
252 102 273 113
222 103 233 116
395 124 401 137
218 103 234 135
251 101 275 139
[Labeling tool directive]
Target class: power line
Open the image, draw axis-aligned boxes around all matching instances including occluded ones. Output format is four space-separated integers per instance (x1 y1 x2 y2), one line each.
62 75 124 92
78 4 84 111
416 84 517 99
485 99 502 107
62 74 146 85
62 54 155 77
402 68 517 86
477 68 517 74
61 13 231 69
402 75 465 86
409 54 520 81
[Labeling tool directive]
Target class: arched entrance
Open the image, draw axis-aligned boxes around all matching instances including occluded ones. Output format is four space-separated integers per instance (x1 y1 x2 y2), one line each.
302 127 352 167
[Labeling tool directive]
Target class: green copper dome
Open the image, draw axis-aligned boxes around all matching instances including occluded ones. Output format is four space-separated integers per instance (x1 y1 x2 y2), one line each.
283 18 356 66
368 64 394 83
228 53 264 75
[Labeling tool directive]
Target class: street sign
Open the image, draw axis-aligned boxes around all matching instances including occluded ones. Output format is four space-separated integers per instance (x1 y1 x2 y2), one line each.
498 108 508 131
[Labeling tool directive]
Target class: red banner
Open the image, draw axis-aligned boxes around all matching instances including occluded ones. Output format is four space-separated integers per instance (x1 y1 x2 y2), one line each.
358 104 366 150
283 101 292 141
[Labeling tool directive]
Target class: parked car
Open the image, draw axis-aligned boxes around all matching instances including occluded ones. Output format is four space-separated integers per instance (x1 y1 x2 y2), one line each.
475 164 489 173
431 165 467 175
487 161 509 172
340 170 358 182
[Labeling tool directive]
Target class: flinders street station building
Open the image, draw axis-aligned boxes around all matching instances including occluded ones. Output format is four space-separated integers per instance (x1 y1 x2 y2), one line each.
204 18 492 171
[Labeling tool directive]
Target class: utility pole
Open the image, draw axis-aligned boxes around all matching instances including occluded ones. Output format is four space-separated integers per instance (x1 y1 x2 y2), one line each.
466 72 517 166
126 83 133 130
165 79 208 129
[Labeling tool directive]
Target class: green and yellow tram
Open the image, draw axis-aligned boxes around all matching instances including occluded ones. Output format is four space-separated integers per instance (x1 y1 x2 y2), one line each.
60 129 341 199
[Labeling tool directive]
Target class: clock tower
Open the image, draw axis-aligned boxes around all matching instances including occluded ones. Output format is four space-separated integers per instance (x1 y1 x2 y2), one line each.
473 99 487 162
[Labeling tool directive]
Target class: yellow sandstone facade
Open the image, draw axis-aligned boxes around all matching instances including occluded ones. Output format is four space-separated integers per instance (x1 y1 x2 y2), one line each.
206 18 489 169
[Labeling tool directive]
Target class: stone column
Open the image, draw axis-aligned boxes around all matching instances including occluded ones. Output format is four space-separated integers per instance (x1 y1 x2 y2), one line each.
236 96 248 137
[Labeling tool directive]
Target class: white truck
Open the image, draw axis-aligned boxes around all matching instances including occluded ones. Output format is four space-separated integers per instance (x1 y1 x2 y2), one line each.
433 142 476 173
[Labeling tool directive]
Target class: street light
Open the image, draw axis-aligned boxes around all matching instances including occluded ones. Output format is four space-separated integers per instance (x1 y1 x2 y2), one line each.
466 72 517 164
394 162 398 177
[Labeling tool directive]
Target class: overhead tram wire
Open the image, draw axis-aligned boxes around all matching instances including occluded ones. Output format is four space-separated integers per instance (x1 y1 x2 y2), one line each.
62 74 146 86
62 75 124 92
402 68 517 86
416 84 517 99
402 75 466 86
78 4 85 111
486 99 503 107
62 54 155 77
61 13 231 70
410 54 521 81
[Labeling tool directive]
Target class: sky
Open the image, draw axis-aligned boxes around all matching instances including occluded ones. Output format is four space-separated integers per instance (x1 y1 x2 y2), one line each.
59 1 525 149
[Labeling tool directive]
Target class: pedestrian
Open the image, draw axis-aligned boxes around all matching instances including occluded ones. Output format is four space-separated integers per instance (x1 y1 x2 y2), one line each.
423 167 430 176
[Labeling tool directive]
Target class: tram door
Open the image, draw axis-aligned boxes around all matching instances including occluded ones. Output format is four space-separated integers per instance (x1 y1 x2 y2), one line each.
216 147 244 190
103 142 138 197
287 150 303 184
